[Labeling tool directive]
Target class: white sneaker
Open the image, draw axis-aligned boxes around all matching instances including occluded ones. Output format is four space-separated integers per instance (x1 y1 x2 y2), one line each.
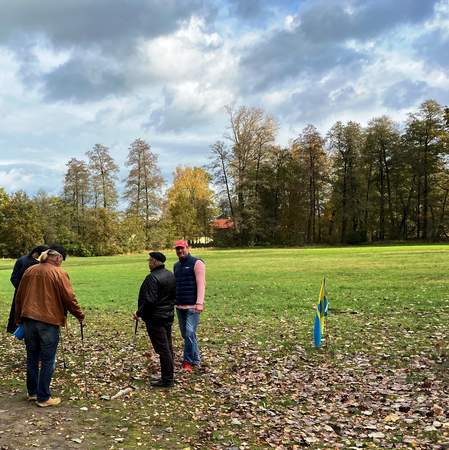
36 397 61 407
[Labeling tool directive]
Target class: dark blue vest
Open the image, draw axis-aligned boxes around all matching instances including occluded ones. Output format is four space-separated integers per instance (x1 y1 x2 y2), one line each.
174 254 199 305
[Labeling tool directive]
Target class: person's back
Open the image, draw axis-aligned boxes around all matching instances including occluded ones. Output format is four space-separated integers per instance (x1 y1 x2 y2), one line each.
15 248 84 407
147 265 176 323
17 262 81 326
135 252 176 388
11 255 35 288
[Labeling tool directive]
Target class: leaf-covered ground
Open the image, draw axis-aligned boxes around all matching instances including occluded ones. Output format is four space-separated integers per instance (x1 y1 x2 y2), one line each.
0 310 448 449
1 246 449 449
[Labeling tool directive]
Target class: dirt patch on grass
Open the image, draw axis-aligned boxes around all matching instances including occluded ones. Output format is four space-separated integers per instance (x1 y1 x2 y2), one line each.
0 391 113 449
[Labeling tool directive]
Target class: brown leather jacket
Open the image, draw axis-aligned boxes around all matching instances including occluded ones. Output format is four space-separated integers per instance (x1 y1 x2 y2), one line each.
15 262 84 326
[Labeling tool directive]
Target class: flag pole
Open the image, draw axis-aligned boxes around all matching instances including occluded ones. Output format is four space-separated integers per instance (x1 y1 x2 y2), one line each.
323 277 331 351
313 276 325 349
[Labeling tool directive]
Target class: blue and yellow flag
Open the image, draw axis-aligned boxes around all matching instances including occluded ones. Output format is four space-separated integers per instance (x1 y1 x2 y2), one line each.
313 278 329 348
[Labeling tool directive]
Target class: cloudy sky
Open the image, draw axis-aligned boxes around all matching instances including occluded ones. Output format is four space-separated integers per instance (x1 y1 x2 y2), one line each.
1 0 448 199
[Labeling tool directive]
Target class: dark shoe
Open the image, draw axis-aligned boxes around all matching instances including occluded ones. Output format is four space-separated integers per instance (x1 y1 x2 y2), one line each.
150 379 174 388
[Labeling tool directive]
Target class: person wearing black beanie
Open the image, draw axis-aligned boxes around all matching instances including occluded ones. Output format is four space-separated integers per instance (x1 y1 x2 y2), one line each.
134 252 176 388
6 245 48 333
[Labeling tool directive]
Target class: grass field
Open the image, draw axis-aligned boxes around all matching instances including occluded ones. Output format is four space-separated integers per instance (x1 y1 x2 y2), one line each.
0 245 448 449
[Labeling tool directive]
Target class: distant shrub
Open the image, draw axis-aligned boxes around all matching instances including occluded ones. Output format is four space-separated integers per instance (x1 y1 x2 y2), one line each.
346 230 367 245
64 243 94 257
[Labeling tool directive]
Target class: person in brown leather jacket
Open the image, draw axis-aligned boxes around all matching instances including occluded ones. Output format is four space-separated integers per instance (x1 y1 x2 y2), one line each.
15 248 85 407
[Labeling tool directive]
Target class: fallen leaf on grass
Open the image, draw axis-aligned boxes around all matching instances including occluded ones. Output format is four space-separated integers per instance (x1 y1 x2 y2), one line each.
384 413 400 423
368 432 385 439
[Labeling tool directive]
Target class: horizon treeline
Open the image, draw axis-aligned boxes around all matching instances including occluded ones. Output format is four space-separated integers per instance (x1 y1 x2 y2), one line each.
1 99 448 257
211 99 449 246
0 139 216 257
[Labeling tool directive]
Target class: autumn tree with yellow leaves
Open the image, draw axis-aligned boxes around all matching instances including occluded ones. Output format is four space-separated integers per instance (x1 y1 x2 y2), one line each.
166 166 217 241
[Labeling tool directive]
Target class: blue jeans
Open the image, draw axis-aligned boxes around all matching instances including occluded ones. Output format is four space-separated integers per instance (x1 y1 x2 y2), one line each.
23 319 60 402
176 309 200 365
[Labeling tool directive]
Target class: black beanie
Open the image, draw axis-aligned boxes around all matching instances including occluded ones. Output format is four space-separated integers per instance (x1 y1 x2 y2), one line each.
149 251 166 263
29 245 48 257
49 244 67 261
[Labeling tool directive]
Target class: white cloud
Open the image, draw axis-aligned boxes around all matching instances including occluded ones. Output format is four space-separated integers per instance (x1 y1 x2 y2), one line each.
0 168 33 192
0 49 25 99
0 0 448 199
32 39 71 74
140 16 235 86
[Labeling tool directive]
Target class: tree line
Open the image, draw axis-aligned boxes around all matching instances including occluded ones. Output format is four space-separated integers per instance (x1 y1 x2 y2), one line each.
1 99 448 257
0 140 215 257
211 100 449 246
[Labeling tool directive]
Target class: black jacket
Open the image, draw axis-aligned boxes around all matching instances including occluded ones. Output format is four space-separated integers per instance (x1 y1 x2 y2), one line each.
10 255 39 288
7 255 39 333
137 265 176 324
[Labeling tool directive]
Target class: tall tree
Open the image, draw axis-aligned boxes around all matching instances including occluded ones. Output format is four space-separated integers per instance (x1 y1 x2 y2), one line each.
166 166 216 240
223 105 277 244
256 146 295 244
63 158 90 237
364 117 401 240
123 138 164 244
209 141 236 227
86 144 119 210
328 121 364 243
293 125 329 243
404 100 446 239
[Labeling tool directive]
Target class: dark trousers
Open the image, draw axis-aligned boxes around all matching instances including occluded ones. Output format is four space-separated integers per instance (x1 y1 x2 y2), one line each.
23 319 60 402
145 321 174 382
6 295 17 333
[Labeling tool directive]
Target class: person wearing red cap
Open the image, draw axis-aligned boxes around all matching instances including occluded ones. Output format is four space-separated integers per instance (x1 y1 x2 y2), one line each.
173 240 206 373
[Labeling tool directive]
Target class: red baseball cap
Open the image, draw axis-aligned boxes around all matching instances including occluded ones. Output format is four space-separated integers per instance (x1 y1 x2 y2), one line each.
174 240 188 248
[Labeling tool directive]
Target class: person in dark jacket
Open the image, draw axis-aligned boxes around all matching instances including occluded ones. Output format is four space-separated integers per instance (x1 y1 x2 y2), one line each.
134 251 176 388
6 245 48 333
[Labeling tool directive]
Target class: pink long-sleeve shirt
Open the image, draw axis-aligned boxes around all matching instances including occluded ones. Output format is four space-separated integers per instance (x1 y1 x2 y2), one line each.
176 259 206 310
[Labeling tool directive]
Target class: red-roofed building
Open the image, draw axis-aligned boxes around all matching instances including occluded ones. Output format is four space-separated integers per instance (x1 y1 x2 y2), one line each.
211 218 234 229
211 218 235 246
